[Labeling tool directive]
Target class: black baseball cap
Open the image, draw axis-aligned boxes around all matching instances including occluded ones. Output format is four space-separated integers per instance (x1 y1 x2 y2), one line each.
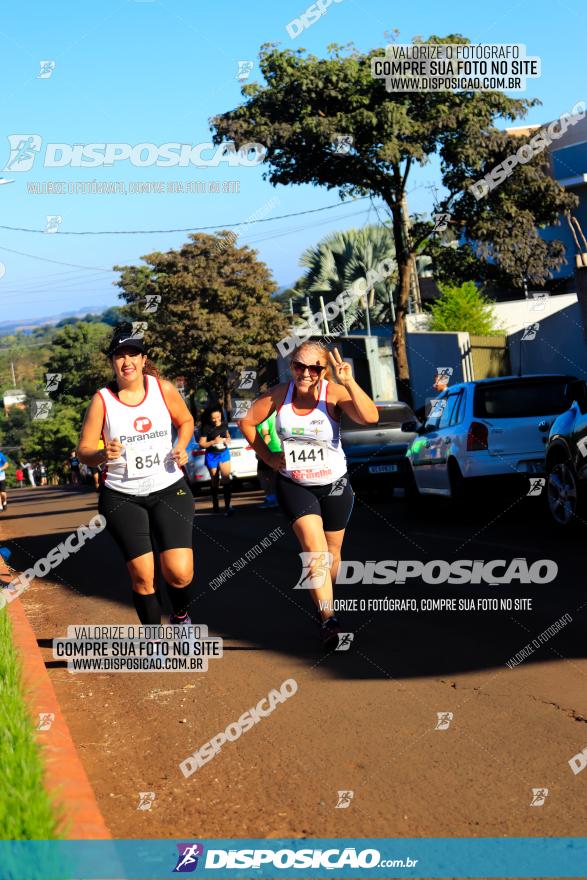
106 324 147 356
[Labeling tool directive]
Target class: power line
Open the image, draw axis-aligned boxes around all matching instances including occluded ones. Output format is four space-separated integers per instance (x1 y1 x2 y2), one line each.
0 197 391 312
0 245 113 272
0 296 115 307
0 196 371 235
0 211 371 290
0 276 113 300
0 214 373 302
0 202 379 282
238 206 375 247
0 276 114 297
0 267 110 288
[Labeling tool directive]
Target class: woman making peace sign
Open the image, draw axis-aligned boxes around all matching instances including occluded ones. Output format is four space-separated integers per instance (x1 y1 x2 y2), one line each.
239 342 378 648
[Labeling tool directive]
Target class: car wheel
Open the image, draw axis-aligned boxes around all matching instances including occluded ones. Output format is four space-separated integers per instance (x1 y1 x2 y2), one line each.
547 460 582 528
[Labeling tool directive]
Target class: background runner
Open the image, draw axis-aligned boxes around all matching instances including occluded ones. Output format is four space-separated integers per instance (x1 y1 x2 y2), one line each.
256 411 280 509
199 407 233 516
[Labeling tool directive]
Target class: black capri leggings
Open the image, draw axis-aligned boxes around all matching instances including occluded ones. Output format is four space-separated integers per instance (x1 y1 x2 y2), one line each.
98 476 194 563
276 473 354 532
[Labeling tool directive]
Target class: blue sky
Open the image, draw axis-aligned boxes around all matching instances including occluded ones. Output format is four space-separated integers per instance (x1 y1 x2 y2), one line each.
0 0 583 321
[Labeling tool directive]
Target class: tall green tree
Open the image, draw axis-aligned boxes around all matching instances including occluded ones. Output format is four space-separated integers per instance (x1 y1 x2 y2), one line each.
114 233 288 409
0 316 131 479
0 405 28 476
44 322 113 405
211 37 576 395
22 402 82 479
0 333 53 396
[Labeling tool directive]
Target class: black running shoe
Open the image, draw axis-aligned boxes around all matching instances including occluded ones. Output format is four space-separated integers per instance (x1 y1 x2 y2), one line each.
169 613 192 625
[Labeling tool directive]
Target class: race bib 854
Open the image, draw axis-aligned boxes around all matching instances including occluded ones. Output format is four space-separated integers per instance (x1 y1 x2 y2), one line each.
126 442 169 479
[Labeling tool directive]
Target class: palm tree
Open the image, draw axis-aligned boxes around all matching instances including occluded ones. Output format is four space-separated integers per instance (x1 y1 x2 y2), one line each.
297 225 397 331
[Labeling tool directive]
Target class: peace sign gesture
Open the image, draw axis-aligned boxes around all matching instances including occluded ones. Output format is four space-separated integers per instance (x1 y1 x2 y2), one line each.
328 347 354 387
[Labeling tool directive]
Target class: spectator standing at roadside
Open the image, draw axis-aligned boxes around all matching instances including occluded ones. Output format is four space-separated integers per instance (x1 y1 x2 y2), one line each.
15 467 24 488
0 451 8 510
416 370 453 423
20 461 36 487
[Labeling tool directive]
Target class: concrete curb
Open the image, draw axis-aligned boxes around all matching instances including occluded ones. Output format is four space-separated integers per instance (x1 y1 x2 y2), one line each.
2 560 111 839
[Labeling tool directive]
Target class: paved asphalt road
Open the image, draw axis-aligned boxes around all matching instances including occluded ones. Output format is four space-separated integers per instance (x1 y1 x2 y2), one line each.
2 481 587 861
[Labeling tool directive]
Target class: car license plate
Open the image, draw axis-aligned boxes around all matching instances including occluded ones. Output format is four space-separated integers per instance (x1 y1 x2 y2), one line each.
368 464 398 474
231 449 241 457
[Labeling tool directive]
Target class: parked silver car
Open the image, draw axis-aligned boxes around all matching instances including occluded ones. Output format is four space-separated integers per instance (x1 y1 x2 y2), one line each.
404 374 577 501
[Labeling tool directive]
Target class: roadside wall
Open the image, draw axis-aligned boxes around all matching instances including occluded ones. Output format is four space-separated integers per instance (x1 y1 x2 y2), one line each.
508 301 587 379
406 331 473 411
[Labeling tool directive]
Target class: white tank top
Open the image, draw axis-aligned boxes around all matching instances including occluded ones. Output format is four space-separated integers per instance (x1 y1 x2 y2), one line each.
275 379 347 486
98 374 182 495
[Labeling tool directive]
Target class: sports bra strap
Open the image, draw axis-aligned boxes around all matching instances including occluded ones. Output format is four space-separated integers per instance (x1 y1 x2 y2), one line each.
283 381 294 406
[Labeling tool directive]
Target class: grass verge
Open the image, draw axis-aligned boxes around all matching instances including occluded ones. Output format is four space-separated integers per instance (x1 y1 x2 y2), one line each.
0 607 61 839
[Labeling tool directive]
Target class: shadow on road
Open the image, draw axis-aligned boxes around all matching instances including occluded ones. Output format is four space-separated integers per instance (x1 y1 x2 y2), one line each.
4 486 585 681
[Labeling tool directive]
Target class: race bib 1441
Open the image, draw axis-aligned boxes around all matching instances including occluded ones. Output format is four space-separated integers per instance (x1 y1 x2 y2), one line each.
282 439 330 472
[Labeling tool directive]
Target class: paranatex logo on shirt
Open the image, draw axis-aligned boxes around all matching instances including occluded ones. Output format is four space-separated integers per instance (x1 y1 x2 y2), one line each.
134 417 152 433
120 429 168 443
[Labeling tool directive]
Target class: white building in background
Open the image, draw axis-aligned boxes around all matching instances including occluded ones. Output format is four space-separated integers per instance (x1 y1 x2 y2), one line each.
406 292 579 336
405 291 587 411
3 389 26 410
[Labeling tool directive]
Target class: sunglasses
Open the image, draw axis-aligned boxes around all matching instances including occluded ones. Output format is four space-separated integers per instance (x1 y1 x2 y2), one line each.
291 360 325 378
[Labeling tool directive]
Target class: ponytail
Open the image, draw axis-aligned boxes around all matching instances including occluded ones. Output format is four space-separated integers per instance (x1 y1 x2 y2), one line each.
143 358 161 379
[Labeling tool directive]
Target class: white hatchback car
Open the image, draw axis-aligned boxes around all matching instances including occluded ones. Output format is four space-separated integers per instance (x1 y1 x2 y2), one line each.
185 422 259 492
404 374 577 500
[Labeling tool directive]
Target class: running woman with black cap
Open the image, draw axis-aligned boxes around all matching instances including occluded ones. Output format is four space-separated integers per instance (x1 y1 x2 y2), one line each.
77 324 196 626
239 342 378 647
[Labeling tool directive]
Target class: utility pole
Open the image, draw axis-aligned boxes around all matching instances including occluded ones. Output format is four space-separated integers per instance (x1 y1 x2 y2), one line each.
401 192 422 313
319 296 330 335
387 283 396 323
340 294 348 335
10 361 16 387
364 293 372 336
